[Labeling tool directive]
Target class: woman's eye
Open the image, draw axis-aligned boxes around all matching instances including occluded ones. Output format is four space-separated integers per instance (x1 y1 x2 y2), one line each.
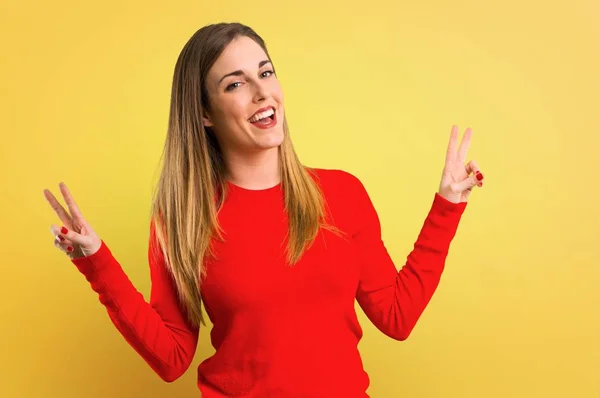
226 82 241 91
226 70 274 91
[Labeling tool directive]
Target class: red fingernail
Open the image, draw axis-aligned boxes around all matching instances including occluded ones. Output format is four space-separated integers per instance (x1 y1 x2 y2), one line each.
58 235 65 242
478 182 483 187
61 226 68 234
476 172 484 181
67 246 73 252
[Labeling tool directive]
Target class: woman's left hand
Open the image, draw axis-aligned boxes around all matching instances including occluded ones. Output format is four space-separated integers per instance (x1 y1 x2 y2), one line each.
437 125 485 204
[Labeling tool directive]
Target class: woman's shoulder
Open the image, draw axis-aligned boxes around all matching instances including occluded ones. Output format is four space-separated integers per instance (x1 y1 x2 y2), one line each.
306 166 365 192
305 167 373 216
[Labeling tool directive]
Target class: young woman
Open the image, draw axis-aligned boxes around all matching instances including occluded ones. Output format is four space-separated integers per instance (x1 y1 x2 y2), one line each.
44 22 485 397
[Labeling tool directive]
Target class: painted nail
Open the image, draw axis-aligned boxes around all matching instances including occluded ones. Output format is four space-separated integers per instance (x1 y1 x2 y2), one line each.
476 172 484 181
67 246 73 252
61 226 68 234
58 235 65 242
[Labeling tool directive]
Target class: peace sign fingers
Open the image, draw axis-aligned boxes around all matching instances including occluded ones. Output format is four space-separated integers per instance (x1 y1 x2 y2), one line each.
59 182 86 222
43 182 102 258
43 186 74 230
445 125 473 166
457 127 472 164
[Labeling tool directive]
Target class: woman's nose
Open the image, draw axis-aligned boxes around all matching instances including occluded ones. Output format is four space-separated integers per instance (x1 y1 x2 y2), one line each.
252 82 269 102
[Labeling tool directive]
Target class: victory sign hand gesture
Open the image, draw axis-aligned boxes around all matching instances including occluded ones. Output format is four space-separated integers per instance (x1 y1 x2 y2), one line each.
43 182 102 260
437 125 485 204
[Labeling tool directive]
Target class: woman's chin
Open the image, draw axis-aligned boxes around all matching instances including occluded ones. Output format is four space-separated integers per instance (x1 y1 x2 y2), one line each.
252 129 284 149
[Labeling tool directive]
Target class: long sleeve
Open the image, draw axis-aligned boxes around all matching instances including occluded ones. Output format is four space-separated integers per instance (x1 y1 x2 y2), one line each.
70 221 199 382
351 177 467 341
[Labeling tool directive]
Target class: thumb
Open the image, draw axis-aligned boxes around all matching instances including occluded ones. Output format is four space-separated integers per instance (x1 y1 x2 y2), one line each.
54 224 92 248
453 170 484 193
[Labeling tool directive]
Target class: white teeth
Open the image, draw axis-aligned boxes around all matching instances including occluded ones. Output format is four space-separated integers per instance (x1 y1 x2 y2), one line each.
249 108 274 122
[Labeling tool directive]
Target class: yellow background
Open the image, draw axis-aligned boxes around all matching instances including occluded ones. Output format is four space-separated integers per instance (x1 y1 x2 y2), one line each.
1 0 598 397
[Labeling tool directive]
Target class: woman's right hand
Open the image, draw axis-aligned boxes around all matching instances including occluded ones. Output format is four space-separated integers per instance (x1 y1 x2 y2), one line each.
43 182 102 260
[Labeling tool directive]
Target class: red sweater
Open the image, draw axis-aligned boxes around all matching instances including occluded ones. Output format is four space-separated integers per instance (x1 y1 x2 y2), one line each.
72 168 467 397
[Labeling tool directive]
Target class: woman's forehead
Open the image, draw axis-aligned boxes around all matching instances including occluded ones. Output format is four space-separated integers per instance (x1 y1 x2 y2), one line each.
210 37 269 77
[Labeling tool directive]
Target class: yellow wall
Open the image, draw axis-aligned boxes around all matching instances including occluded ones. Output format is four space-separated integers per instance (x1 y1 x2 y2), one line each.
1 0 598 397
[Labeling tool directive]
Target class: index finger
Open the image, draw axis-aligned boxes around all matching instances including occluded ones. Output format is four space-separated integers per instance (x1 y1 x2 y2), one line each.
58 182 85 220
457 127 473 163
43 188 73 228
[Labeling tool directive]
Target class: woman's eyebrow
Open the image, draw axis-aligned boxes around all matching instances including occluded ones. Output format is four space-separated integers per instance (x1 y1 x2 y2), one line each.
218 60 272 84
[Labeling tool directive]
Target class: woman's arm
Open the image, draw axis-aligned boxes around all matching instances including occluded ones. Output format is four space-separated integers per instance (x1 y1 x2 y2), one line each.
352 176 467 341
71 221 199 382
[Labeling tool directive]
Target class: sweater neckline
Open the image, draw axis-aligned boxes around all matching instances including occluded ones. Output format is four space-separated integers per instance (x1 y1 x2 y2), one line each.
226 180 282 195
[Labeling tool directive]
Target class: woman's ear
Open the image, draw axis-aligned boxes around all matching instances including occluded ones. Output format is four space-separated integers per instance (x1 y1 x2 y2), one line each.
202 111 214 127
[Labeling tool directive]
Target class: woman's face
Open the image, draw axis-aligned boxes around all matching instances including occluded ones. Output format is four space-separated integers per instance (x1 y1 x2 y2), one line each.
203 36 284 155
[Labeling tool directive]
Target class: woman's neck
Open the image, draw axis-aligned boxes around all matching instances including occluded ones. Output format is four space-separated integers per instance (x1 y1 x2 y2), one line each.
224 146 280 190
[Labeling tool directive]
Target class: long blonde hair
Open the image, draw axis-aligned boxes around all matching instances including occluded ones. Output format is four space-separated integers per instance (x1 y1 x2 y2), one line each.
149 22 343 328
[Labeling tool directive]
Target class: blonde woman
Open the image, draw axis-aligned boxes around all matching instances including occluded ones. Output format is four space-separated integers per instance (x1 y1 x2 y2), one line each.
44 22 485 398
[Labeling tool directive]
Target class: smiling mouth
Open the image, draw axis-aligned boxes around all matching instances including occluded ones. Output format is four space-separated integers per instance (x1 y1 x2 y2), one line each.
248 107 277 128
248 106 276 123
